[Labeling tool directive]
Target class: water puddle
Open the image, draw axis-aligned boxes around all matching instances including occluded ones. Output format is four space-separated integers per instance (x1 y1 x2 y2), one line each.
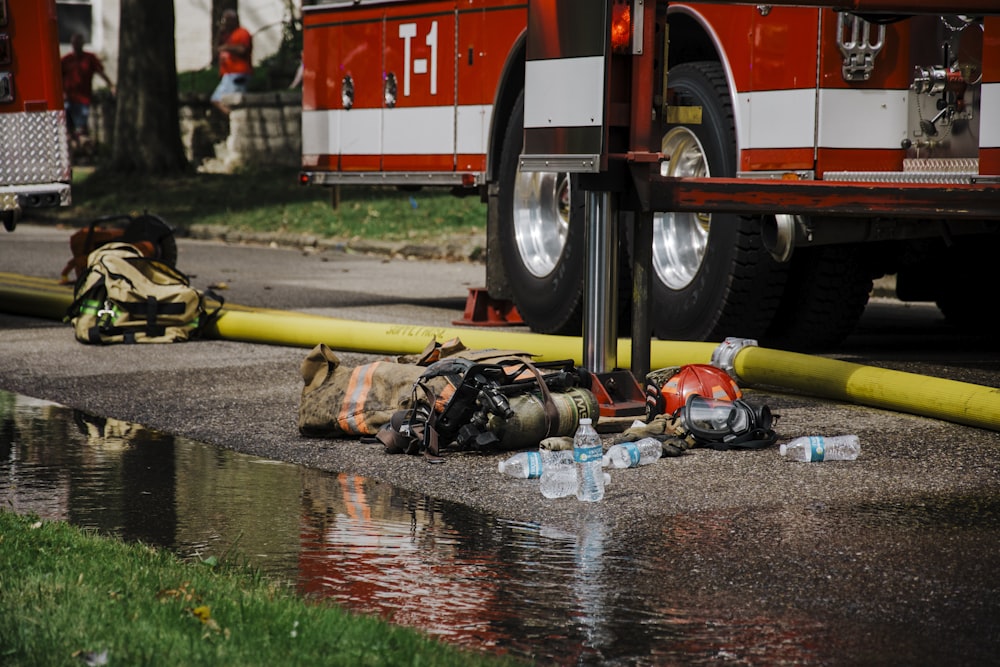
2 391 998 665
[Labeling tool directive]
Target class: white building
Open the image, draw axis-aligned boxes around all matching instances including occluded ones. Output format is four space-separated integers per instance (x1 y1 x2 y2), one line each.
56 0 298 84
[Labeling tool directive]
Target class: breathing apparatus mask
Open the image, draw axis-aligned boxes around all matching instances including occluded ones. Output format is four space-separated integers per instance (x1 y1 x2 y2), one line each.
681 394 778 450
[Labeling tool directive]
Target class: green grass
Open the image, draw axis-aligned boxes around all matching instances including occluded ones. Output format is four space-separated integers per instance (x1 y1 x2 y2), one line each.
0 511 525 667
50 166 487 243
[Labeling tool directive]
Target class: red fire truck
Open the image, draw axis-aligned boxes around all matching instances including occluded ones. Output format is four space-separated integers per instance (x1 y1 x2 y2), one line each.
0 0 70 233
300 0 999 351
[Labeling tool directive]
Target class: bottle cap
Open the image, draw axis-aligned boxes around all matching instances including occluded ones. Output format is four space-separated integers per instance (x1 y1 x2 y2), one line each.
579 417 592 425
778 444 787 456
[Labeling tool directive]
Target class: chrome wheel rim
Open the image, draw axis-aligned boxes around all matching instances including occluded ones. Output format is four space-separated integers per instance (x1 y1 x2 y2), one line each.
654 127 711 290
513 169 571 278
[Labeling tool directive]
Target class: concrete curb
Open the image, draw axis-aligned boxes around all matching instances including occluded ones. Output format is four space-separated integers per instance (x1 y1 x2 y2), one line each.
186 224 487 263
186 224 898 299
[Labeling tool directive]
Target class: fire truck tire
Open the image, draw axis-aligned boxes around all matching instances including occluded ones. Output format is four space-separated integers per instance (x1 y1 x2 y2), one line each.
762 245 873 351
496 91 586 335
932 238 992 332
648 62 785 342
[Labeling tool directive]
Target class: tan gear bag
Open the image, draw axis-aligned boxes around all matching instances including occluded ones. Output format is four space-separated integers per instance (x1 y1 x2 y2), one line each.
66 242 220 344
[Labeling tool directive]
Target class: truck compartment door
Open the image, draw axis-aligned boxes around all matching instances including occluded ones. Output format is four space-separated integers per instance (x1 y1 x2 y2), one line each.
301 3 384 172
382 2 457 171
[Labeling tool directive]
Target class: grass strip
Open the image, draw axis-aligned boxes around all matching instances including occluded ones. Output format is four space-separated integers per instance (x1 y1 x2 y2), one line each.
0 511 524 667
48 167 487 244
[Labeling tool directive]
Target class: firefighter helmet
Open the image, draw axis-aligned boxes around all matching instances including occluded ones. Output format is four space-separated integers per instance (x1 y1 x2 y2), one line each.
645 364 742 419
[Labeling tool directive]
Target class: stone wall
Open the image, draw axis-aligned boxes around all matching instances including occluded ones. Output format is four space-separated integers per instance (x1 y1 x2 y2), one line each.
228 92 303 167
91 91 302 173
192 91 303 173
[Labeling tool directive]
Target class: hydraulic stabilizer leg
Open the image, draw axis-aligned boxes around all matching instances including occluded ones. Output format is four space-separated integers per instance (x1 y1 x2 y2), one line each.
630 210 654 382
583 190 618 374
583 190 646 418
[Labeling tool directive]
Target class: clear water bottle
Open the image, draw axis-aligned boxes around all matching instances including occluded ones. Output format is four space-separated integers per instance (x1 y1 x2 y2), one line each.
573 417 605 502
498 450 543 478
602 437 663 468
540 465 612 499
779 435 860 462
540 449 575 498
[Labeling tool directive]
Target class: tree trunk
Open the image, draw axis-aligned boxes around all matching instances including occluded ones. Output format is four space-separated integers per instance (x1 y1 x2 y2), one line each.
110 0 188 174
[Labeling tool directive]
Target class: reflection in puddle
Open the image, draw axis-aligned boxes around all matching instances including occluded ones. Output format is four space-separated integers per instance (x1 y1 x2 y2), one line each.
2 391 998 666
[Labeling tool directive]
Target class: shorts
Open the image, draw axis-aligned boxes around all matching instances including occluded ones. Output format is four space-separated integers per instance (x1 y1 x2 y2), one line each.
65 101 90 134
211 73 250 102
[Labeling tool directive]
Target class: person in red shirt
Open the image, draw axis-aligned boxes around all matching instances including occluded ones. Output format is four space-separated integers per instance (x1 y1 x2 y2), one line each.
211 9 253 116
61 33 113 143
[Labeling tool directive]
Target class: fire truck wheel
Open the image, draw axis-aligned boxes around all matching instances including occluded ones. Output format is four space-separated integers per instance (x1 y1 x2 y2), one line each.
496 91 585 335
648 62 785 342
761 245 874 351
932 238 992 331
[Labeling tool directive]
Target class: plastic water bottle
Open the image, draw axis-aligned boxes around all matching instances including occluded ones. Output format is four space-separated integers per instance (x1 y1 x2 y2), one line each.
779 435 860 462
541 465 611 499
498 451 543 478
602 437 662 468
540 449 575 498
573 418 605 502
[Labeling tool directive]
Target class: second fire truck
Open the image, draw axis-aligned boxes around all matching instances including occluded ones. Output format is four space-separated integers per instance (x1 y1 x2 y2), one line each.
0 0 71 233
299 0 999 350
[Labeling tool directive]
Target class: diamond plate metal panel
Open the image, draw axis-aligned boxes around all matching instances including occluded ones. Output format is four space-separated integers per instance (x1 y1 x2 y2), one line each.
825 160 980 184
0 110 71 185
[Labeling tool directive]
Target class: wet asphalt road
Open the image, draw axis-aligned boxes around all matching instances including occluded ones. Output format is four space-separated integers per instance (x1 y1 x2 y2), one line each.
2 223 999 664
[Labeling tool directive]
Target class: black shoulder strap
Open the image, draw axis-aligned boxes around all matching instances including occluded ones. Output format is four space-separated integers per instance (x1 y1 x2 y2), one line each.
413 381 443 461
702 428 778 451
375 383 444 463
375 410 419 454
192 289 225 338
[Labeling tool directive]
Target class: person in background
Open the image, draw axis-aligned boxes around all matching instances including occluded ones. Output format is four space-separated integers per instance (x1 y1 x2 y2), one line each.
211 9 253 116
61 33 114 153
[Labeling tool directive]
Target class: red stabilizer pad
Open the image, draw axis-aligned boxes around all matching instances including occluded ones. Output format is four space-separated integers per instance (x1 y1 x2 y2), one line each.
588 370 647 418
452 288 525 327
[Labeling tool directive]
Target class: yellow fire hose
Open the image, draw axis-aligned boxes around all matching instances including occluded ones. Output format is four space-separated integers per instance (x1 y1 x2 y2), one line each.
0 272 715 366
3 272 999 432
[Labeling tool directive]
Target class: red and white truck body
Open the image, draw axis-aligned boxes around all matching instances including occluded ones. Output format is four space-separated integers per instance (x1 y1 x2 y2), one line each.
301 0 524 183
0 0 71 232
301 0 1000 350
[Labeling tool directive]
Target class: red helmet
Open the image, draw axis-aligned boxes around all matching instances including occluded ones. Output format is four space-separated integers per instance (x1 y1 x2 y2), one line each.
645 364 742 419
